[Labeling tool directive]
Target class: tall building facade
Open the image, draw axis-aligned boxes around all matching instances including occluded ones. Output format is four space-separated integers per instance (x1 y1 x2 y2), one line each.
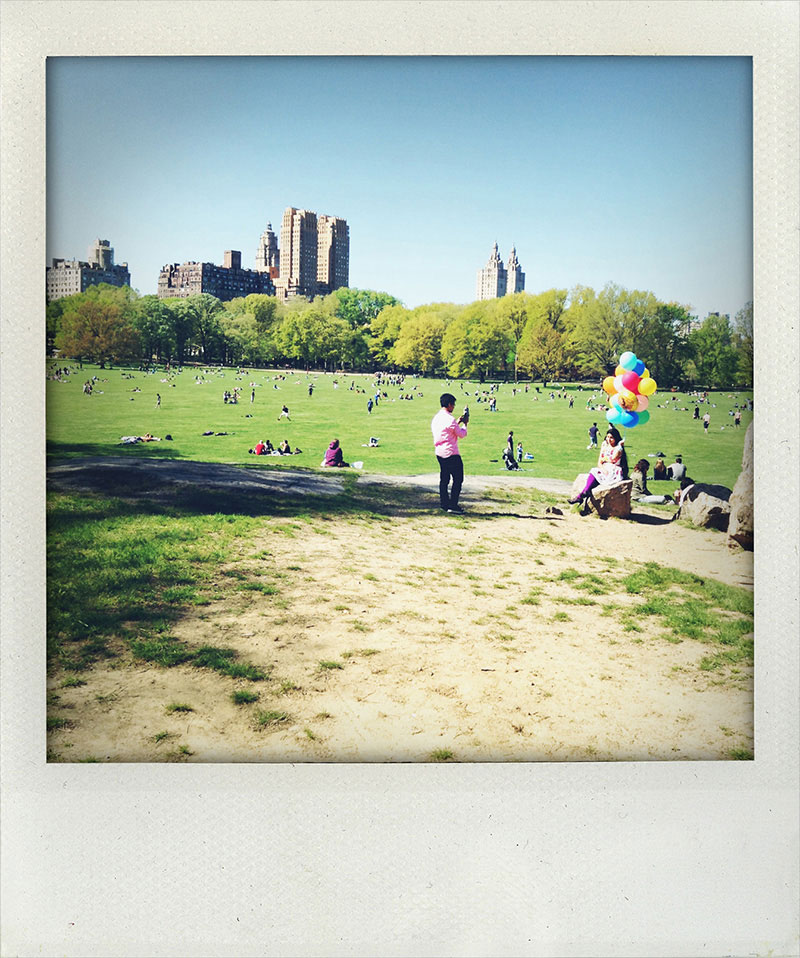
273 206 349 300
506 246 525 294
255 222 280 279
46 238 130 302
316 215 350 295
158 250 274 301
475 243 525 300
275 208 319 299
476 243 507 300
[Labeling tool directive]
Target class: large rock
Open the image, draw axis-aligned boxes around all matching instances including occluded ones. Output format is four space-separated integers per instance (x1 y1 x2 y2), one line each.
727 422 754 550
680 483 732 531
571 475 632 518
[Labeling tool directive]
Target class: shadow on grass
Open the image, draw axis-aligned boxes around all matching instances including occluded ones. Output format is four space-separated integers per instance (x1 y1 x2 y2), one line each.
47 440 185 460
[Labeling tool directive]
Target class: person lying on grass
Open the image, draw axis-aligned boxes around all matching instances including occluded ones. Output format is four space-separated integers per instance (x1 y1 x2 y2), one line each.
321 439 349 468
631 459 673 505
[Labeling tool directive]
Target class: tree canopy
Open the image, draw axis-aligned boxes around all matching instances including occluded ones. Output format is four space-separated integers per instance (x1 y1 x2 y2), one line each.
48 281 753 387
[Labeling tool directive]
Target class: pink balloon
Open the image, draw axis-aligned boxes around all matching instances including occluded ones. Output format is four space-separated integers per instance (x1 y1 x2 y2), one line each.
621 371 641 392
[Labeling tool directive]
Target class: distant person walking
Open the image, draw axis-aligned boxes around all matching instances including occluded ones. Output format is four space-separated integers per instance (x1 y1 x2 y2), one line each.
734 409 741 428
517 441 523 463
587 422 599 449
250 388 255 403
431 393 468 514
703 411 710 435
277 404 291 422
367 398 374 414
156 393 161 408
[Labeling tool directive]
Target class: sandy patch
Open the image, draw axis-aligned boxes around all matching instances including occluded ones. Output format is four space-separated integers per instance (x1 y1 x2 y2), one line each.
46 478 754 764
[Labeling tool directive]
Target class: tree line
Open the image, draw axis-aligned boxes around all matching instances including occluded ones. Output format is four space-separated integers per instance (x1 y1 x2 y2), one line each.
47 282 753 388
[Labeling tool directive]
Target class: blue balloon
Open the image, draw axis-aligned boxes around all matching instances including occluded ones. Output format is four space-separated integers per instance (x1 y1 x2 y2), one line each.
633 359 645 376
619 409 639 428
606 407 623 424
619 351 638 371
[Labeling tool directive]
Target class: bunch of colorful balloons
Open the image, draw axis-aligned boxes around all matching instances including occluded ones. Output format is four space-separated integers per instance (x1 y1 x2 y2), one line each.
601 351 657 429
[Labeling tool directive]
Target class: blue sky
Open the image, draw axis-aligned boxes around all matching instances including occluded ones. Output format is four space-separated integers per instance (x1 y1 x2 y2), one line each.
46 56 753 318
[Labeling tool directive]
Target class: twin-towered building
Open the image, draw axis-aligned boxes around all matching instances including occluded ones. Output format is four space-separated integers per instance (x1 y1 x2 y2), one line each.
158 206 350 303
476 243 525 300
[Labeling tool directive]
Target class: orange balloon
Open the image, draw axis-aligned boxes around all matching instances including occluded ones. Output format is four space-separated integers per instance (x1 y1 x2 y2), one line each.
602 376 617 394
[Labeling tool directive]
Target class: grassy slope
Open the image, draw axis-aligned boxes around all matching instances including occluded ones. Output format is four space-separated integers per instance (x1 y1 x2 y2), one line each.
46 362 752 489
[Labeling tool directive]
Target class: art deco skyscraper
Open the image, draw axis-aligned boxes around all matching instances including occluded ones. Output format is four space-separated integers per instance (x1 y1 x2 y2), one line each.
317 215 350 295
506 246 525 294
255 222 280 278
476 242 507 300
276 207 319 299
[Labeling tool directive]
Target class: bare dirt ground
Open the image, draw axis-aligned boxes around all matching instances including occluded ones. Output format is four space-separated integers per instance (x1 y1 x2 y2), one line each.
46 461 754 763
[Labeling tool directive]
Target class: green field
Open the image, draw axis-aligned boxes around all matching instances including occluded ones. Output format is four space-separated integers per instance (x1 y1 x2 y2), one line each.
46 362 752 489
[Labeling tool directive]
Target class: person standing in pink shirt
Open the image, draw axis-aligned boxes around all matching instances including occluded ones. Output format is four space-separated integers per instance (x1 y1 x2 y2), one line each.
431 393 469 513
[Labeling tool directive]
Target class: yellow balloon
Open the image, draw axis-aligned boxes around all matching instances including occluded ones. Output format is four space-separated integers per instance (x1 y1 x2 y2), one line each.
615 365 626 377
642 367 650 378
602 376 616 394
619 388 637 410
639 377 657 396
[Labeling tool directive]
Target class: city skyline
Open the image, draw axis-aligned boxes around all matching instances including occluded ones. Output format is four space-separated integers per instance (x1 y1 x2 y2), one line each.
46 56 753 318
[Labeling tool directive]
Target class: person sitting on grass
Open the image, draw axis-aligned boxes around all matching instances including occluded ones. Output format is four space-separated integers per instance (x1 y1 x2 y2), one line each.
502 442 520 470
321 438 349 468
568 426 626 507
631 459 673 505
278 439 292 455
652 457 668 480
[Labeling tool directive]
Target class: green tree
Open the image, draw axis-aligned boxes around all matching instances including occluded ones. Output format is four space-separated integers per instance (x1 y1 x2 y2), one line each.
161 299 197 365
516 320 570 385
566 283 660 377
732 300 753 386
134 295 177 363
390 310 447 373
368 303 411 367
186 293 225 363
274 308 327 368
441 303 513 380
333 288 399 328
56 288 141 365
635 303 693 387
688 313 740 387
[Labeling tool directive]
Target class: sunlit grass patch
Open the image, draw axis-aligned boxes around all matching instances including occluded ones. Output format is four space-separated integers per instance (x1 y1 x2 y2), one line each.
165 702 193 714
253 709 289 729
318 660 344 671
47 716 72 731
430 748 454 762
231 689 260 705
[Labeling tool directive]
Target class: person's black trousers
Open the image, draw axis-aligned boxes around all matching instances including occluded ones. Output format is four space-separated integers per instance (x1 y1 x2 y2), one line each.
437 454 463 509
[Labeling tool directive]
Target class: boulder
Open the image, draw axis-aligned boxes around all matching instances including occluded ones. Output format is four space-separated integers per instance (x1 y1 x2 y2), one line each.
727 422 754 550
680 483 732 531
571 475 632 518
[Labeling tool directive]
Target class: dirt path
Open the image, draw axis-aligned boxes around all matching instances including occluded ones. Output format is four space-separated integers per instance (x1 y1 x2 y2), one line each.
46 458 754 763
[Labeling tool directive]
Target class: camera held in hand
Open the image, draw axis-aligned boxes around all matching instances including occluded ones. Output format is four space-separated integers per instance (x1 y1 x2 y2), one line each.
461 406 470 424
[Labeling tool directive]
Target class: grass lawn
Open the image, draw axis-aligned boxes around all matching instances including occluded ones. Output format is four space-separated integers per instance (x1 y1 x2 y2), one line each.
46 361 752 489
